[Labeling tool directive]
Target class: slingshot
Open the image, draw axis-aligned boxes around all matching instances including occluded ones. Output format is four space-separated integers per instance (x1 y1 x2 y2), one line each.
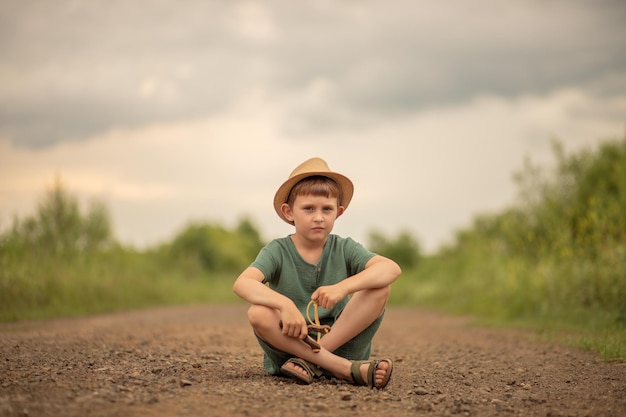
279 300 331 353
305 300 331 352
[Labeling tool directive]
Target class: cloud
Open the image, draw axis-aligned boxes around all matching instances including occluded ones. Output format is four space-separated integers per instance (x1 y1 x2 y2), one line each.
1 1 624 252
1 0 625 147
1 83 623 251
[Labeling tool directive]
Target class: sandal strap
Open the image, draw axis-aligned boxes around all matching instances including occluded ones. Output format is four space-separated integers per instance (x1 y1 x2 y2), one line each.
367 360 379 387
284 358 323 379
303 358 324 378
350 359 393 388
350 360 368 386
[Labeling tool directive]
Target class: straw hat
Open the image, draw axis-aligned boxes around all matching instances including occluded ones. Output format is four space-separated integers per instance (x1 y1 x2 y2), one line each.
273 157 354 224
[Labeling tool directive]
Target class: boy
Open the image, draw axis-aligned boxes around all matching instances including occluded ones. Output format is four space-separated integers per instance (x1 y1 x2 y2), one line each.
233 157 401 388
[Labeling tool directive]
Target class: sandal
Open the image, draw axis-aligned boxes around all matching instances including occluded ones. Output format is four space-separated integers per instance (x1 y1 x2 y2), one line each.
280 358 323 385
349 359 393 389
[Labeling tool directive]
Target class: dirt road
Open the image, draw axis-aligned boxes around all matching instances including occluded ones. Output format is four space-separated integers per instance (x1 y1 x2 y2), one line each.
1 304 624 417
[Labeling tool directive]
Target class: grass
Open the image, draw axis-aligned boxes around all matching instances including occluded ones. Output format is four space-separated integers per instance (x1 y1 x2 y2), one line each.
487 317 626 363
2 249 624 363
1 273 239 322
390 260 626 362
0 248 240 322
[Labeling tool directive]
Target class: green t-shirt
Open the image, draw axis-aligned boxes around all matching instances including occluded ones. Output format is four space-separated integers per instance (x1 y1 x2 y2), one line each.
250 234 376 321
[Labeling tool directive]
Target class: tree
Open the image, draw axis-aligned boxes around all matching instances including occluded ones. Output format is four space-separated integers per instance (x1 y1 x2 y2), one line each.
368 230 421 269
4 176 112 256
167 219 265 273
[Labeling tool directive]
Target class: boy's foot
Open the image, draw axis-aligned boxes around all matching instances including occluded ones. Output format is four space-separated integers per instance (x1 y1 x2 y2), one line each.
280 358 322 384
350 359 393 389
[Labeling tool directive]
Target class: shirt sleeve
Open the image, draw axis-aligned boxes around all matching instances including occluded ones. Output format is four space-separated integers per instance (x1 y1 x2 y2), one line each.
250 240 281 284
343 237 377 275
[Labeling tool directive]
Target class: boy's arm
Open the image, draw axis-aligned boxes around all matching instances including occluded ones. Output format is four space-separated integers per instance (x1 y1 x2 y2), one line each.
360 254 403 287
312 255 401 309
232 266 308 338
233 266 287 309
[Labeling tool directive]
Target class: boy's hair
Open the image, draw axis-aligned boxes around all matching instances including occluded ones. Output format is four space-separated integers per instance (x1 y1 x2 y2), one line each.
286 176 342 207
273 158 353 224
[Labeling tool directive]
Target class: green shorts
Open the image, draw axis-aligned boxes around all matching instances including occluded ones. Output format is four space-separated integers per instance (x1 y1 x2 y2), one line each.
255 310 384 376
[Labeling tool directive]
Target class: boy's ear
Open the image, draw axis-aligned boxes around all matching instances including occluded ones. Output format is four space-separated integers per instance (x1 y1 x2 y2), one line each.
336 205 345 218
281 203 294 222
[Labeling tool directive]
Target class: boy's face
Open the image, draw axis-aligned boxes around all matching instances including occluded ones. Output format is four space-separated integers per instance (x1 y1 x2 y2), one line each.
281 194 344 243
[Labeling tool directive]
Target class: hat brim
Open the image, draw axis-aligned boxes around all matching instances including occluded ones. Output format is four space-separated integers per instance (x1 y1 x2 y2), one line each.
273 171 354 225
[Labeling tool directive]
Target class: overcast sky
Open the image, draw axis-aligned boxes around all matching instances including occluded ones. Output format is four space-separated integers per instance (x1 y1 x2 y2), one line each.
1 0 625 253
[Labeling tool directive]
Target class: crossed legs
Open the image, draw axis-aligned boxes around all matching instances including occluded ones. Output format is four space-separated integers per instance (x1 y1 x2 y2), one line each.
248 286 391 385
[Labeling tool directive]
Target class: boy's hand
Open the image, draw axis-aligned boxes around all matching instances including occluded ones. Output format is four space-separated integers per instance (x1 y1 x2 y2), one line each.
311 284 348 310
279 306 308 340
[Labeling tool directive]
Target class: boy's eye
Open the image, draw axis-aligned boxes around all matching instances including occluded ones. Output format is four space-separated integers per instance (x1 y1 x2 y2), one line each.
300 205 335 212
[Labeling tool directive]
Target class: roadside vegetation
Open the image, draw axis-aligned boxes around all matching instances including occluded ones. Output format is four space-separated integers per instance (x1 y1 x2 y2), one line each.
0 177 260 321
397 137 626 361
1 137 624 360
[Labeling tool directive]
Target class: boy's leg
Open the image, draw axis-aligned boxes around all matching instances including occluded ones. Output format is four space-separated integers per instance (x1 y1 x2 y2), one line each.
248 303 391 386
318 285 390 353
248 304 347 379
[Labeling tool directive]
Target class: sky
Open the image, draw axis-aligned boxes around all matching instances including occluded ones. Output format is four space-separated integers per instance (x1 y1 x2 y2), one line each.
1 0 625 253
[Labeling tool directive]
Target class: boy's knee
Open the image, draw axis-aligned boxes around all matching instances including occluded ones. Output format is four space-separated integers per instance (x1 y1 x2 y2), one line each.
247 305 275 330
351 285 391 314
366 286 391 317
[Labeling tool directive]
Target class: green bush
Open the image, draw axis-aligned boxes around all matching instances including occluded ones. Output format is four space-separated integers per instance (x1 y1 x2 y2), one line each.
162 218 264 274
367 229 421 270
408 137 626 360
0 180 260 321
5 176 113 256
